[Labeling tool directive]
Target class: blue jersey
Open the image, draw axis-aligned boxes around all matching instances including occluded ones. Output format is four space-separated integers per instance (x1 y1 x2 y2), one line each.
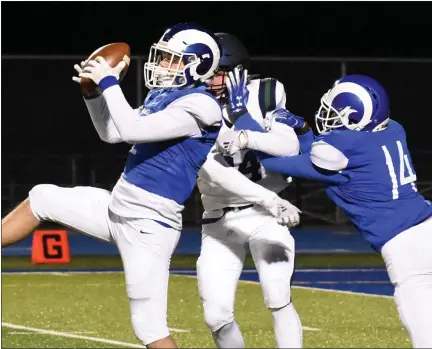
123 87 221 205
314 120 432 251
234 112 432 252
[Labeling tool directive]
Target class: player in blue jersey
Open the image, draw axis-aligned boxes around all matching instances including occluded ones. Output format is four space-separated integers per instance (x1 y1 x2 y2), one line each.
217 69 432 348
1 24 223 348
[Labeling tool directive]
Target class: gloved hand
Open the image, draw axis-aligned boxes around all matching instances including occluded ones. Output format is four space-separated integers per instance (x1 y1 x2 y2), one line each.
261 195 301 228
78 56 126 85
216 129 249 156
265 108 311 135
225 66 249 122
267 108 305 128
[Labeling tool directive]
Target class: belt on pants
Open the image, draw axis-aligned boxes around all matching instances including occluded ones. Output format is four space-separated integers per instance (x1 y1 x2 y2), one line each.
201 204 254 225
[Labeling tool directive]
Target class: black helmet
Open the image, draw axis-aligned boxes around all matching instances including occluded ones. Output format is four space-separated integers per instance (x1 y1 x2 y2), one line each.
215 32 250 71
208 33 250 103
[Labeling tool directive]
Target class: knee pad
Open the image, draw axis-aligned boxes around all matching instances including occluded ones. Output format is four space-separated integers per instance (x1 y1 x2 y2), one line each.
28 184 60 221
262 279 292 309
203 302 234 332
130 298 170 345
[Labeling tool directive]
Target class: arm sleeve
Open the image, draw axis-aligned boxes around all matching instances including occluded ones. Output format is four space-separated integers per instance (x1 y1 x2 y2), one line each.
274 79 316 154
235 111 300 157
298 129 315 154
235 111 265 132
259 153 348 185
247 122 299 157
102 84 221 144
83 96 123 143
199 148 277 205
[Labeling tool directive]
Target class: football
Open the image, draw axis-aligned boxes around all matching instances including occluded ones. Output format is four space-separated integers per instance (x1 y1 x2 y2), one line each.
81 42 131 97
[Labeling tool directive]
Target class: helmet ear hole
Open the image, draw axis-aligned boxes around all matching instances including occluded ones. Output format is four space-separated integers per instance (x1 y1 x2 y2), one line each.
196 58 208 75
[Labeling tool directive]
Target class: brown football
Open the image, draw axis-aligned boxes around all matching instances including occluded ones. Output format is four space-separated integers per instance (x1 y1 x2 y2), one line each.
80 42 131 97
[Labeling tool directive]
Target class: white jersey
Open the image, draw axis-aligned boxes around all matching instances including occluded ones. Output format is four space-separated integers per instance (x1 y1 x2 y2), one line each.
198 78 299 211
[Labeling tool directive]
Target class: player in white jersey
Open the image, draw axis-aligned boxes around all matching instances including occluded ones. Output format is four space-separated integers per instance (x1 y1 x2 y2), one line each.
2 24 225 349
196 33 303 348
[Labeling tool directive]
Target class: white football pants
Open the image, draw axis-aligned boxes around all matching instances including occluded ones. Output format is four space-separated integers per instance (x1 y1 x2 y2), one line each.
381 217 432 348
197 205 297 331
28 184 180 345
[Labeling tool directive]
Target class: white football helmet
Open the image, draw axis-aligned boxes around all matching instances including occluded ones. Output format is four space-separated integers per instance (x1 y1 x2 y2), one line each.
144 23 220 89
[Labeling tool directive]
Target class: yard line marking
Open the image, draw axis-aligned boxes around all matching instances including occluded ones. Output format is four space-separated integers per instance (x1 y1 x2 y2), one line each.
302 326 321 331
169 328 190 333
8 330 97 335
71 331 97 334
2 322 146 348
3 322 189 337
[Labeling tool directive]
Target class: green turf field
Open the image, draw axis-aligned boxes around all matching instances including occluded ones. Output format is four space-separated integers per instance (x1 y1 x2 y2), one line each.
2 255 410 348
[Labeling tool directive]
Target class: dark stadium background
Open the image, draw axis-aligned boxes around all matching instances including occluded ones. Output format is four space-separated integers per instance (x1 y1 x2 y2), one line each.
2 1 431 229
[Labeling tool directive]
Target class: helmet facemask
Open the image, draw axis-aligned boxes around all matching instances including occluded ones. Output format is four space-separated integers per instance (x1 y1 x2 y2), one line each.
144 42 199 89
207 65 250 105
316 89 376 134
316 91 347 133
207 70 229 103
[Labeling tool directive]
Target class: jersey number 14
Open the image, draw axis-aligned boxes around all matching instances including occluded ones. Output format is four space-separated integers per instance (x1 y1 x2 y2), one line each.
382 140 417 200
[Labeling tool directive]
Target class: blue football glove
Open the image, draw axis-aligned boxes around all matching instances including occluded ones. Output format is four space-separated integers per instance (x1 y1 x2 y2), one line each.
269 108 305 129
267 108 311 136
226 66 249 119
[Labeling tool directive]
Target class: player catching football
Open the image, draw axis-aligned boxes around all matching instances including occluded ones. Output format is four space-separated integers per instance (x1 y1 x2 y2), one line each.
2 24 224 349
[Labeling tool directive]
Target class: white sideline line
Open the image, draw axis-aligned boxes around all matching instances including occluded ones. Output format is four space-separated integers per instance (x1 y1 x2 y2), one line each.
171 273 394 299
3 269 393 298
50 272 70 276
171 268 387 274
292 285 393 299
2 268 387 276
5 280 391 288
2 322 146 348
